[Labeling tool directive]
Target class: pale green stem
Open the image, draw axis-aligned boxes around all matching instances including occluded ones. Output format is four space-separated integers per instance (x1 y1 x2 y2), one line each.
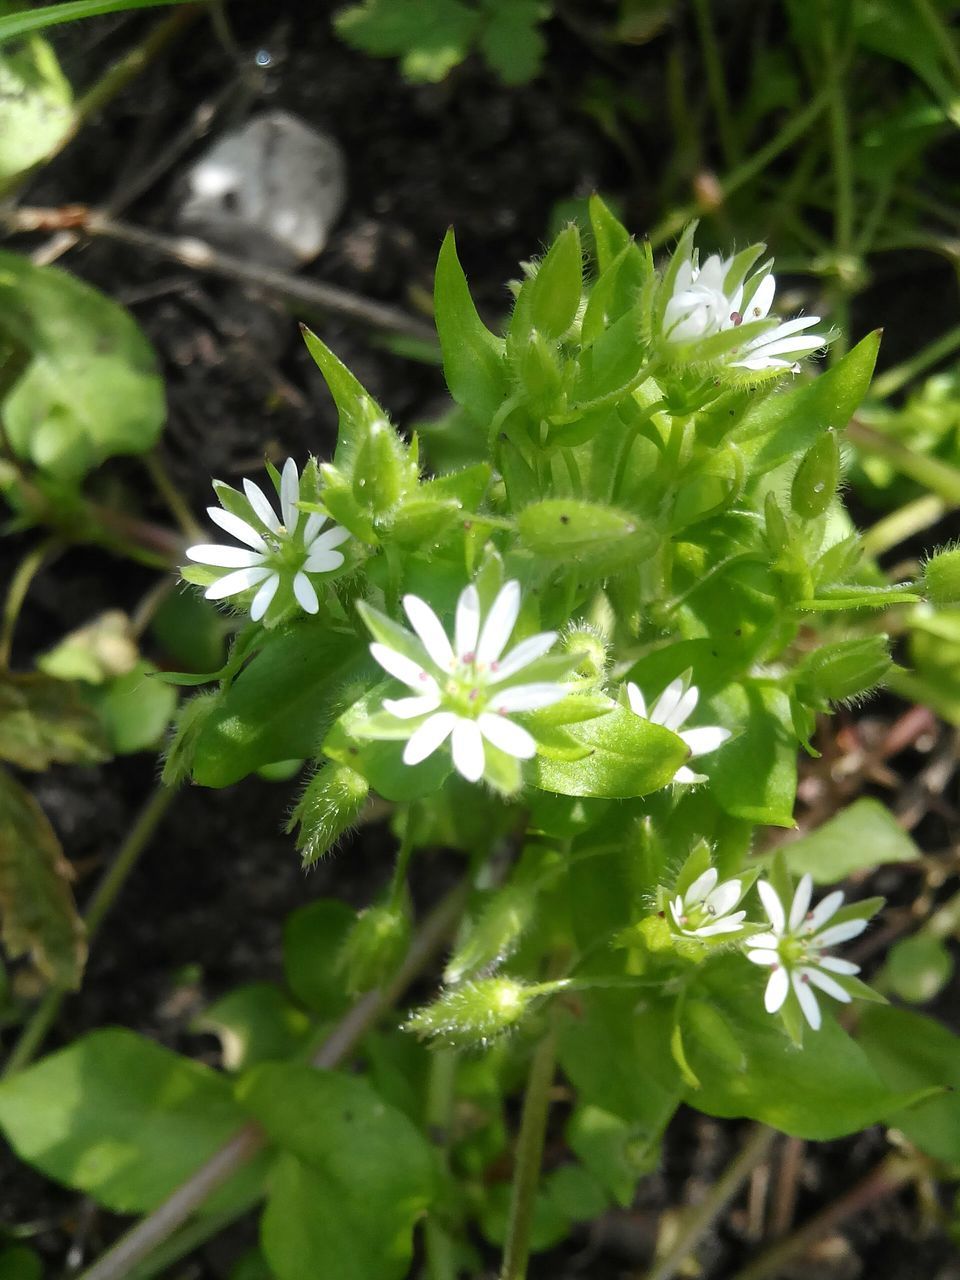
910 0 960 87
2 784 176 1078
142 451 203 541
0 538 57 670
424 1049 459 1280
861 494 947 558
692 0 738 166
870 322 960 401
846 419 960 505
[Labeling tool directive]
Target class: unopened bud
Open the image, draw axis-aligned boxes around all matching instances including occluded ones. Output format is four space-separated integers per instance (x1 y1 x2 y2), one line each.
289 762 369 865
339 895 411 995
763 492 789 554
923 546 960 607
352 419 415 515
561 623 608 684
518 330 564 412
795 635 892 706
444 886 535 985
791 430 839 518
161 692 220 786
405 977 564 1049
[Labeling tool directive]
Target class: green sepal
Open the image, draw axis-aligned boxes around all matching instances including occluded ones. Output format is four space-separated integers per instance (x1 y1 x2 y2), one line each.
435 229 509 424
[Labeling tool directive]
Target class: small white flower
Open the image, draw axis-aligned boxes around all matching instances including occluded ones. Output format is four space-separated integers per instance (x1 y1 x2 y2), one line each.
669 867 746 939
368 580 565 784
663 247 826 372
626 675 730 783
745 874 867 1031
185 458 349 622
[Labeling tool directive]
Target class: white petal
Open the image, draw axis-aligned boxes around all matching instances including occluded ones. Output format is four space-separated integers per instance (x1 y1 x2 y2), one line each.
757 881 786 934
685 868 719 907
306 524 351 553
187 544 266 569
455 583 481 659
792 971 822 1030
680 725 731 757
451 718 485 782
280 458 300 532
706 879 742 917
403 595 454 670
243 479 280 531
370 643 438 693
805 889 844 933
403 712 456 766
490 683 566 713
695 912 746 936
651 676 686 726
746 272 775 320
303 511 328 542
760 314 820 339
303 549 344 574
746 948 779 966
476 580 521 666
489 632 557 682
478 712 536 759
813 918 868 948
789 874 814 932
732 355 796 372
204 566 271 600
250 572 280 621
745 334 824 359
819 956 860 976
626 682 647 718
383 694 442 720
764 966 789 1013
803 966 852 1004
669 897 685 928
206 508 267 551
661 684 698 732
672 765 705 785
293 572 319 614
745 933 779 950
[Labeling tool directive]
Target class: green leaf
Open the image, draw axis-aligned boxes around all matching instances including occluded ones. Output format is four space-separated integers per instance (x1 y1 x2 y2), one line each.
0 1 195 44
531 702 688 798
588 193 631 273
703 684 796 827
435 229 509 425
775 797 919 882
0 1246 42 1280
735 330 880 473
334 0 480 82
529 225 582 339
87 660 177 755
0 1028 252 1213
239 1063 436 1280
323 687 452 801
858 1005 960 1161
0 36 73 184
300 327 386 470
684 957 932 1139
0 252 165 480
38 609 139 685
195 983 311 1071
517 498 658 570
0 672 109 769
150 589 226 674
883 935 954 1005
283 898 356 1018
478 0 546 84
0 766 85 989
192 623 365 787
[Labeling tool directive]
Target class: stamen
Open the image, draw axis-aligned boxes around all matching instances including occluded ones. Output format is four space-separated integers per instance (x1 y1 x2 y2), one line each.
730 311 743 326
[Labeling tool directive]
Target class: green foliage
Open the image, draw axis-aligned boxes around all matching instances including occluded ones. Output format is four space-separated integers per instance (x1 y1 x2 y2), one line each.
0 253 165 480
333 0 551 85
775 797 919 882
0 36 73 185
0 0 196 45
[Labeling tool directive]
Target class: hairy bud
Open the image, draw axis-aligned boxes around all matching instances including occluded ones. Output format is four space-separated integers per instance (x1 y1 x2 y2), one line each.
405 977 565 1049
795 635 892 706
339 894 411 995
923 546 960 607
289 762 369 865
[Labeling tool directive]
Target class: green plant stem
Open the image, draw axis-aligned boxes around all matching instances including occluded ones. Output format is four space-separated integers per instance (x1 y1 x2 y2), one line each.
643 1125 777 1280
499 1019 559 1280
870 322 960 401
692 0 737 166
142 451 203 542
910 0 960 87
76 879 469 1280
647 87 831 248
424 1048 459 1280
2 783 176 1078
730 1154 916 1280
825 20 854 260
861 494 947 558
846 419 960 505
0 538 57 670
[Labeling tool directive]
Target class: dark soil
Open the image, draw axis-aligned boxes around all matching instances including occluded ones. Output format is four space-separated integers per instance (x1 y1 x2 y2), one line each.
2 2 960 1278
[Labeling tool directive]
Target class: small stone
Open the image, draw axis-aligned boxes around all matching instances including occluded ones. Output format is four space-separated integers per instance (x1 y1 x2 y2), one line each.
177 109 346 267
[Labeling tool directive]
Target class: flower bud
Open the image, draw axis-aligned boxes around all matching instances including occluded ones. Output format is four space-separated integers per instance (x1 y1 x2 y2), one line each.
791 430 840 518
339 895 411 995
444 885 535 985
561 623 608 684
763 492 789 554
517 330 564 412
405 977 562 1049
529 224 583 339
289 762 369 866
795 635 892 706
352 419 415 516
923 546 960 607
161 692 220 787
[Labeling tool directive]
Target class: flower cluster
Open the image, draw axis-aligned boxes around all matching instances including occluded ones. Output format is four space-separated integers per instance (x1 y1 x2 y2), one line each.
662 247 826 372
185 459 349 622
669 867 746 938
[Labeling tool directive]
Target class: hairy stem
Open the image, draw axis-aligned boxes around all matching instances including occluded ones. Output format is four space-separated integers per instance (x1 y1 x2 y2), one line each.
0 538 58 670
75 880 469 1280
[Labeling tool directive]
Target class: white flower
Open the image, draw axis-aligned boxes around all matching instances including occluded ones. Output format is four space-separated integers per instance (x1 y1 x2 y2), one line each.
669 867 746 938
745 874 866 1031
368 580 565 784
626 675 730 783
663 247 825 372
185 458 349 622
